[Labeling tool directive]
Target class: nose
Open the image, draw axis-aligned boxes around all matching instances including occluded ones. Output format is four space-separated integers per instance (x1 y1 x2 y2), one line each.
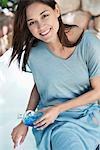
37 21 45 30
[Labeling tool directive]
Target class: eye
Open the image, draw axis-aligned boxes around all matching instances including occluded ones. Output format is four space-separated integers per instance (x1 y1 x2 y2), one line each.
29 21 36 26
42 14 49 19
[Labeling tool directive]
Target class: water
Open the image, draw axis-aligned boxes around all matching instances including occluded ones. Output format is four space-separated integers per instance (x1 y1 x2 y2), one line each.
0 50 38 150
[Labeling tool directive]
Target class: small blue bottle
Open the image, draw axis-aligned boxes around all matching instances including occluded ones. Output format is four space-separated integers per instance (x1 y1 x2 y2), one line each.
23 110 43 127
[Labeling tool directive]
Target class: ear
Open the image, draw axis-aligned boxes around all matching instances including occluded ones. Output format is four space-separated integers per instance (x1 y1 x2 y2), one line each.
54 4 61 18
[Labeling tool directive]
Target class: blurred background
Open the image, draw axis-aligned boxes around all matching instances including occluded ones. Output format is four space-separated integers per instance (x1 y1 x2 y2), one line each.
0 1 37 150
0 0 100 150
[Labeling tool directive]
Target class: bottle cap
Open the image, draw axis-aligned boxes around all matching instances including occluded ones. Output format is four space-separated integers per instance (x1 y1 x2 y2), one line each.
23 110 35 119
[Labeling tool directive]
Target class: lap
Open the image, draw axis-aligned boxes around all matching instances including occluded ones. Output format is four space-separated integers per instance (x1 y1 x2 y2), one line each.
51 124 98 150
51 128 85 150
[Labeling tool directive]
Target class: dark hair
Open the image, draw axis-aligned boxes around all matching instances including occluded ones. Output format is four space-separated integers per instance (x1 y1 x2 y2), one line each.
10 0 83 71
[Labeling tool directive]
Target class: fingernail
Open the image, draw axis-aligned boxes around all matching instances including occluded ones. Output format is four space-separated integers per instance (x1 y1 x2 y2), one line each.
40 128 43 130
36 128 40 130
39 128 43 130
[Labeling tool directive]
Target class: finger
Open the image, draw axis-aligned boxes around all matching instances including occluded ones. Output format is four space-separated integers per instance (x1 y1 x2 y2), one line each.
12 134 17 144
37 123 49 130
34 120 46 128
11 129 17 140
11 129 18 145
20 135 25 144
11 132 17 143
13 137 19 146
13 135 22 148
13 140 18 149
14 143 18 149
51 120 55 124
34 116 46 125
37 119 55 130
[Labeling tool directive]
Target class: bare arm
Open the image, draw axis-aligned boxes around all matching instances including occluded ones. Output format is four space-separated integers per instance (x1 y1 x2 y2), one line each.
11 83 40 148
57 76 100 113
26 83 40 111
33 76 100 130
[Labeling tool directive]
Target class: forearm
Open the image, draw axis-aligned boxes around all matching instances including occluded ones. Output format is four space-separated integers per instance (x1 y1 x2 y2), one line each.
26 84 40 111
57 89 100 113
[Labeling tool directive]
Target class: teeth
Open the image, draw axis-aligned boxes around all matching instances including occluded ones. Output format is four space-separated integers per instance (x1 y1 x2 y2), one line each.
41 29 50 36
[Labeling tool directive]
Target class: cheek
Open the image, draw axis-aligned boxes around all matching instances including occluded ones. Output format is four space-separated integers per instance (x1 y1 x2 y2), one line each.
28 26 38 37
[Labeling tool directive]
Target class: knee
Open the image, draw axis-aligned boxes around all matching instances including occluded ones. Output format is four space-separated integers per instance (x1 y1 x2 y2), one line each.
51 130 84 150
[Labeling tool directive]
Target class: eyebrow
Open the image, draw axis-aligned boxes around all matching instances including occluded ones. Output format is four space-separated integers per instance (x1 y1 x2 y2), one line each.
27 10 49 22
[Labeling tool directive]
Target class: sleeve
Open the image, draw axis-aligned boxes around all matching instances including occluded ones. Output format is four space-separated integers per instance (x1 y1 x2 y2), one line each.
85 31 100 79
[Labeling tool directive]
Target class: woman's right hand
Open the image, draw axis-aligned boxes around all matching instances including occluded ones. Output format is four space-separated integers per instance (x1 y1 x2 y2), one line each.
11 121 28 149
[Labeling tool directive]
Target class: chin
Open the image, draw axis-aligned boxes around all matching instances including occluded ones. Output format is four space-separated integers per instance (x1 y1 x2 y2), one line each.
41 36 57 44
39 38 51 43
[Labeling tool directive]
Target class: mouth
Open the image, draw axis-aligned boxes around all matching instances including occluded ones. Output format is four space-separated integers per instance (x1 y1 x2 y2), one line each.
40 28 51 36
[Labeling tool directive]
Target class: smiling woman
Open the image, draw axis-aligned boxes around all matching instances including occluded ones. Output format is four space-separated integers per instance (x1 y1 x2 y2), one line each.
26 2 60 43
10 0 100 150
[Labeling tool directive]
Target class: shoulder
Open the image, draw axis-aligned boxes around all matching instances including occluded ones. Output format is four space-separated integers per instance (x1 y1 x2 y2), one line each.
29 41 45 56
83 30 97 41
31 41 45 52
82 30 100 50
65 26 83 43
82 30 100 63
28 41 46 63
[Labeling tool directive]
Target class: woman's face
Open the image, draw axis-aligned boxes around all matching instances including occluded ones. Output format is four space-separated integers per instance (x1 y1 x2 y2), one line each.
26 2 60 43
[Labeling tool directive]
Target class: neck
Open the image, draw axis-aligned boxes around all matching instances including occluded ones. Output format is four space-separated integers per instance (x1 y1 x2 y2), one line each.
46 37 64 52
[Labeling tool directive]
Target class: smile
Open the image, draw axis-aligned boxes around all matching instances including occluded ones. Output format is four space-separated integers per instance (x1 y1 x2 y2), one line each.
40 28 51 36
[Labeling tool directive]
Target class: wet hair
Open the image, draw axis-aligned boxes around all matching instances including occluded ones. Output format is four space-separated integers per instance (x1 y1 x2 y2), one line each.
10 0 84 71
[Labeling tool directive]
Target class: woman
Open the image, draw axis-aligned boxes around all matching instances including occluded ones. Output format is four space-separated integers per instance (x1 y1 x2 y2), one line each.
11 0 100 149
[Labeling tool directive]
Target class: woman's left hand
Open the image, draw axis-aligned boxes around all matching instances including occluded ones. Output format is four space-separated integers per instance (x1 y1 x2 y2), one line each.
33 106 60 130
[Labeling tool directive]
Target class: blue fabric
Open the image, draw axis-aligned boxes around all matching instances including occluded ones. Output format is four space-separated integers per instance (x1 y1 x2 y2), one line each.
32 104 100 150
27 30 100 150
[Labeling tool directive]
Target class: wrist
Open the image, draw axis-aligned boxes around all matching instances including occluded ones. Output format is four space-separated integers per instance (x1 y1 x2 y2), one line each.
20 120 28 128
56 102 69 113
56 104 64 114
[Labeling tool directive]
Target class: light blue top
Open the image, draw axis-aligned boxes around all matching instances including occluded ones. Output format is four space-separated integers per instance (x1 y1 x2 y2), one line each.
27 30 100 150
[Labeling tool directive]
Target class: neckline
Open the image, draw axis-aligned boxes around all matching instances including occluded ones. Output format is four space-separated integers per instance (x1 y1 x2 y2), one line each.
43 30 86 61
45 43 78 61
